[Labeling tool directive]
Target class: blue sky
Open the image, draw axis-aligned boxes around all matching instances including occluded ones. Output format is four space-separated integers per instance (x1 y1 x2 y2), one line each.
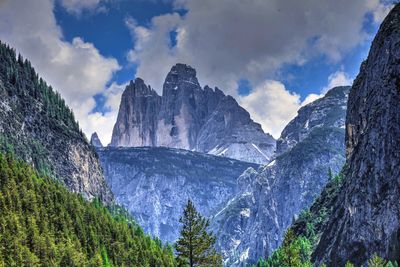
54 0 379 99
55 1 174 85
0 0 395 142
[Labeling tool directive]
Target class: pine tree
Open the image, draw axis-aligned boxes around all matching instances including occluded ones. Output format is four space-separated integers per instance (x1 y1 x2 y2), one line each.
175 199 222 267
368 254 388 267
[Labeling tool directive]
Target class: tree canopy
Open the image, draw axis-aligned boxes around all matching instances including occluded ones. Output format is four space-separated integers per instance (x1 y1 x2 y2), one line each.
0 153 176 266
175 199 222 267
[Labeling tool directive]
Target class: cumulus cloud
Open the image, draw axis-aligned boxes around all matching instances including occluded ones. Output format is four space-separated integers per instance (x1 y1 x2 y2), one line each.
366 0 394 23
239 81 302 139
322 70 353 93
81 82 127 145
239 69 354 138
300 69 353 107
301 93 325 107
128 0 390 94
59 0 105 15
125 0 390 137
0 0 120 144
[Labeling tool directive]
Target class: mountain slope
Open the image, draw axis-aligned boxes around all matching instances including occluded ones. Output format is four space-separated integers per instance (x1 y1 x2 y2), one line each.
110 64 275 164
97 146 258 243
0 153 175 266
0 41 112 202
211 86 349 266
312 4 400 266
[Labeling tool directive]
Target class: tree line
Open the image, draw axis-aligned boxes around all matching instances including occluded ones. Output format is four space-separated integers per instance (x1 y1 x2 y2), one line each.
0 153 222 266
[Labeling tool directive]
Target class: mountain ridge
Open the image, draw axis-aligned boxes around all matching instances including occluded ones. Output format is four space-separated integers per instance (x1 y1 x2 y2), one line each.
110 63 275 164
97 145 259 244
211 86 349 265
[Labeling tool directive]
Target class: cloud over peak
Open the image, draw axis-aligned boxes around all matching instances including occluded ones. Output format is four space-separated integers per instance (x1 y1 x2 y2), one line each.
128 0 390 95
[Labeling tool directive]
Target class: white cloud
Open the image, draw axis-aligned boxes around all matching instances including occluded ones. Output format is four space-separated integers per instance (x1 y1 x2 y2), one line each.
239 68 354 138
301 93 324 106
239 80 302 139
76 82 126 146
322 70 353 93
75 77 127 145
366 0 394 23
300 70 353 108
128 0 391 95
0 0 120 144
126 0 391 137
0 0 392 143
59 0 105 15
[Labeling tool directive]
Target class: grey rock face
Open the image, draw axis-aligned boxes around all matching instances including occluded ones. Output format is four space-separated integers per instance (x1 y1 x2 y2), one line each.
97 146 258 243
90 132 103 148
0 44 113 202
110 63 275 164
198 95 275 164
110 78 161 147
211 86 349 266
313 5 400 266
277 86 349 155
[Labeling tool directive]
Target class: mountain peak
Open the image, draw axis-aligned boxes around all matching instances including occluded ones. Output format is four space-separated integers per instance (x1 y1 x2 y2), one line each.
277 85 350 155
164 63 200 90
90 132 103 148
111 63 275 163
170 63 196 76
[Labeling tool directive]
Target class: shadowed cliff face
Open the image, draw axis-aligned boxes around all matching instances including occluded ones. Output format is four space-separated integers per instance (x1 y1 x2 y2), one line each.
97 146 258 243
110 63 275 164
313 4 400 266
210 86 349 266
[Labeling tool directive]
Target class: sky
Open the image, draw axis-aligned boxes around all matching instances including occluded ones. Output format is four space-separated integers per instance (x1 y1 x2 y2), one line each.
0 0 395 143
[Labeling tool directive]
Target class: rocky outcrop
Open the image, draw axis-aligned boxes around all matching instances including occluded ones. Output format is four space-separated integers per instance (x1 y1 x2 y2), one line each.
97 146 258 243
110 78 161 147
0 41 113 202
211 86 349 266
90 132 103 148
110 64 275 164
313 4 400 266
277 86 348 155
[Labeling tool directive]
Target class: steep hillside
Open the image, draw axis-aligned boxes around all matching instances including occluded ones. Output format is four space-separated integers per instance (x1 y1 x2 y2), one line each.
97 146 258 243
110 64 275 164
0 153 175 266
312 4 400 266
211 86 349 266
0 41 112 202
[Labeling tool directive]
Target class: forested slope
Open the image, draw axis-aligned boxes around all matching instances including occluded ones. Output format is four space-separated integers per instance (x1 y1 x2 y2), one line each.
0 153 176 266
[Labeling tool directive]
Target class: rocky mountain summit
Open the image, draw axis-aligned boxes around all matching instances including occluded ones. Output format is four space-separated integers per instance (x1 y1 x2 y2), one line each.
97 146 258 243
312 4 400 266
0 41 113 202
110 64 275 164
90 132 103 148
277 86 348 155
211 86 349 265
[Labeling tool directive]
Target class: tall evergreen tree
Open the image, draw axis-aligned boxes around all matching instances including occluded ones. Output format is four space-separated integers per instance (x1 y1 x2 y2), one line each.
175 199 222 267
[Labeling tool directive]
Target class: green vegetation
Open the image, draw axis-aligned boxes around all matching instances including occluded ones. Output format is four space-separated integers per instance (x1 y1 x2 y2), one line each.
253 169 399 267
290 169 346 251
175 199 222 267
254 170 346 267
254 229 312 267
0 40 90 181
0 153 176 266
0 41 80 133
